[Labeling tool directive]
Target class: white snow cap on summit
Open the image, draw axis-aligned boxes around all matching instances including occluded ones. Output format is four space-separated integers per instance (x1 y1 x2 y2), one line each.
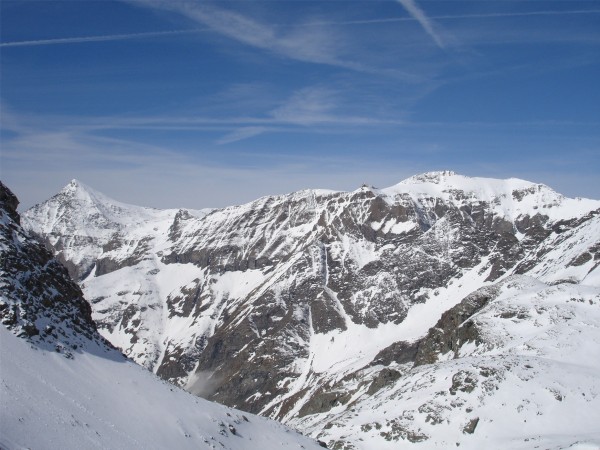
61 178 133 207
382 170 542 201
394 170 535 189
400 170 459 183
63 178 100 195
381 170 600 221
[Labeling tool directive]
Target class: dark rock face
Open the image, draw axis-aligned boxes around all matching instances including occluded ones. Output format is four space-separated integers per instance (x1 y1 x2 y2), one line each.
297 389 353 417
0 182 20 224
449 370 478 395
95 235 154 276
462 417 479 434
367 368 402 395
370 341 419 367
0 181 111 354
193 295 312 413
414 285 501 367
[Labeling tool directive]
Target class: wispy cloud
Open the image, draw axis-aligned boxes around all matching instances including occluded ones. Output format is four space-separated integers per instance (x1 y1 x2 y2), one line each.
212 86 390 143
396 0 445 48
129 0 341 64
3 9 598 49
0 106 418 210
0 29 206 48
303 9 600 27
216 126 269 144
126 0 415 79
270 87 339 126
0 83 407 147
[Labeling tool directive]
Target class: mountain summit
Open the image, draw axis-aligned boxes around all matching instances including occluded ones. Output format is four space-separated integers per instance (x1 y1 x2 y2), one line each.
22 172 600 448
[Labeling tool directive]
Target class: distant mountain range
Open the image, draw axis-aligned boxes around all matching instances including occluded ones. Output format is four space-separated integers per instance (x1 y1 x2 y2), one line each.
0 180 322 450
10 171 600 448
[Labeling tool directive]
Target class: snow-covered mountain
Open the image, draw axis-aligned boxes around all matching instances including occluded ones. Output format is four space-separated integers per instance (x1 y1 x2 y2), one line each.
0 180 323 450
22 171 600 447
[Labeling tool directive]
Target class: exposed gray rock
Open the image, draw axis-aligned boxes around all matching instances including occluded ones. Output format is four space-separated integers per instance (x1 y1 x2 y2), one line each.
462 417 479 434
370 340 419 367
298 390 353 417
414 285 501 367
367 368 402 395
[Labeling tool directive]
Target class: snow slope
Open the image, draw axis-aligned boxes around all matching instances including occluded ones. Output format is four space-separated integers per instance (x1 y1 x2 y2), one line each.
0 326 321 450
288 276 600 449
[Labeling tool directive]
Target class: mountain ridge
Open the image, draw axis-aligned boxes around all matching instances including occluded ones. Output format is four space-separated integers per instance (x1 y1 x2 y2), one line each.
21 171 600 448
0 180 324 450
28 170 600 216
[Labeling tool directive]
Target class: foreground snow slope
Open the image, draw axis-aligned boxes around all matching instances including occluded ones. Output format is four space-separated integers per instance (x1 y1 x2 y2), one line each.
0 327 320 450
0 180 321 450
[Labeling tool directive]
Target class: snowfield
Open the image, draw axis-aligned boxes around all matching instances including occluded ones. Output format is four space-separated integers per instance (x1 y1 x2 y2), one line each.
0 326 321 450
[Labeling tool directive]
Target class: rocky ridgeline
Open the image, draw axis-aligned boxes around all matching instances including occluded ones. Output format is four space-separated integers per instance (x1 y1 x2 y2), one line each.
21 172 600 447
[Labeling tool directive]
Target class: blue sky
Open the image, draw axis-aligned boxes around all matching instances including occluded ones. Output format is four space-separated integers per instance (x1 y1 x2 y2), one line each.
1 0 599 209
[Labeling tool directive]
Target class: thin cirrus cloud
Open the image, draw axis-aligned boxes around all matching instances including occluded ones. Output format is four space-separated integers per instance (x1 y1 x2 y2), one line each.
211 86 408 143
2 7 599 49
0 84 406 147
216 127 269 145
126 0 413 78
1 0 355 72
0 29 207 48
129 0 344 63
395 0 445 48
316 9 600 27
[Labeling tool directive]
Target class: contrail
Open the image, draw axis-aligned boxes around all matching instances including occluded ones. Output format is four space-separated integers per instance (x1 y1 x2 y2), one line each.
433 9 600 21
396 0 445 48
3 9 597 48
302 9 600 27
0 28 205 48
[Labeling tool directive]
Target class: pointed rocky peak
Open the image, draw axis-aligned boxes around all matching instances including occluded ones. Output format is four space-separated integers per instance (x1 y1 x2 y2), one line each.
23 180 110 236
24 178 109 225
58 178 116 207
65 178 84 190
24 178 173 238
62 178 94 197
